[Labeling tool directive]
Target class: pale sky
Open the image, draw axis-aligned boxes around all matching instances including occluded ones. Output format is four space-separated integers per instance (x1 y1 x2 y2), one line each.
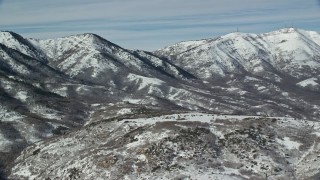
0 0 320 50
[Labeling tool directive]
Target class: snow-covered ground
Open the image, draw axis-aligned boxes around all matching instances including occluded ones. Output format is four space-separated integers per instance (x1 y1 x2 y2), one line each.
9 112 320 180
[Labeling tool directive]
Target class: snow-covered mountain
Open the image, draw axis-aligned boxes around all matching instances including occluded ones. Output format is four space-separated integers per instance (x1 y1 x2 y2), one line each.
154 28 320 122
29 33 195 82
0 28 320 179
155 28 320 79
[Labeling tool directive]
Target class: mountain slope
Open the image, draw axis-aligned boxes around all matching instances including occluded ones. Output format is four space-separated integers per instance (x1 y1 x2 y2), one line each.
0 33 89 178
9 113 320 179
154 28 320 120
0 31 207 177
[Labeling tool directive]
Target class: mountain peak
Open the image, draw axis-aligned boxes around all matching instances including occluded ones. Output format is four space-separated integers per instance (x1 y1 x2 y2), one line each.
0 30 26 42
63 33 102 40
278 27 297 32
0 30 21 37
0 30 47 61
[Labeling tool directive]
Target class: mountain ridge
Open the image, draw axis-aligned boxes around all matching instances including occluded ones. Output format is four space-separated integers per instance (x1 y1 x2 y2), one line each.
155 28 320 80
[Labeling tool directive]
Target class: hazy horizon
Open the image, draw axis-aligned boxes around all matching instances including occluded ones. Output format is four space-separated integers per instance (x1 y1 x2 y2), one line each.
0 0 320 50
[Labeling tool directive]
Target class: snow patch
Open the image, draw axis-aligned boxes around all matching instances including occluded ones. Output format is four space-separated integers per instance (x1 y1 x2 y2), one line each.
29 105 62 120
276 137 301 150
52 87 68 97
123 99 141 104
117 108 132 115
15 91 28 102
0 105 23 122
297 78 318 87
127 74 164 90
0 133 13 152
257 86 266 91
282 92 289 97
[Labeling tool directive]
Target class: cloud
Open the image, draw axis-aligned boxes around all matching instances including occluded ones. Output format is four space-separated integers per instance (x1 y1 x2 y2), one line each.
0 0 320 50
